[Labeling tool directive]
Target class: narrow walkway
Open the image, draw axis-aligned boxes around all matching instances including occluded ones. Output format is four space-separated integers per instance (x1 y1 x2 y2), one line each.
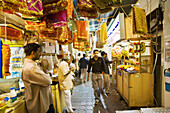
71 78 128 113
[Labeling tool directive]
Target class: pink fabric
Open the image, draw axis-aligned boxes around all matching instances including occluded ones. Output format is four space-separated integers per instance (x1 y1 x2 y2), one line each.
27 0 43 12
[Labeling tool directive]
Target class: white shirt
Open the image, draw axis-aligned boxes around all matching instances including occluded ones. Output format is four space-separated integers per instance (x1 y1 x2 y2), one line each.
58 61 73 90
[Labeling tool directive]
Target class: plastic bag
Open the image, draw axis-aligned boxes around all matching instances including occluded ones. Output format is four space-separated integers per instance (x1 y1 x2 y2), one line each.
0 77 20 94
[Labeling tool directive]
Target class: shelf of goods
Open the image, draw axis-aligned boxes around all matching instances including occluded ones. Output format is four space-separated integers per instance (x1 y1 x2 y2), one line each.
114 40 154 107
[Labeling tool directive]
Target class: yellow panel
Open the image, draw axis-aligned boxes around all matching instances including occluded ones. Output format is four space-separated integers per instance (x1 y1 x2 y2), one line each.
51 85 57 113
117 70 123 94
123 72 129 101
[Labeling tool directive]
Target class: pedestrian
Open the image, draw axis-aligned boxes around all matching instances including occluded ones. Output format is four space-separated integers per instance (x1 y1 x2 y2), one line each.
76 53 81 78
22 43 54 113
79 54 89 83
87 49 106 104
101 51 112 95
58 55 74 113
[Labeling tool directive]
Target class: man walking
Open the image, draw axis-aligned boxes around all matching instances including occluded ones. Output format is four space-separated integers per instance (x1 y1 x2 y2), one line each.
79 54 89 83
58 55 74 113
22 43 54 113
101 51 112 95
87 49 106 104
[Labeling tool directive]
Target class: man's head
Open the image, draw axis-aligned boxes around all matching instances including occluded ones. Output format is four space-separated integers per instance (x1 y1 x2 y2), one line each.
101 51 105 57
24 43 41 61
78 53 81 56
93 49 99 58
40 59 49 71
63 55 71 64
83 54 86 57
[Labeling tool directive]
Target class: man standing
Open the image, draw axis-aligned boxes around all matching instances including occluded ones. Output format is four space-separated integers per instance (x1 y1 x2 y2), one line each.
101 51 112 95
22 43 54 113
87 49 106 104
58 56 74 113
79 54 89 83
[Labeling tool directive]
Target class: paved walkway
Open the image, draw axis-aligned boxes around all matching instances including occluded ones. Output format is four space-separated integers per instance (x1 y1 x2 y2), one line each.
71 79 128 113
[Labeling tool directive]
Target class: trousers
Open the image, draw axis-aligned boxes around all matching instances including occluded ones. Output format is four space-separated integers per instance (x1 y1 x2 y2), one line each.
103 73 110 93
63 90 73 112
80 68 87 82
92 73 103 100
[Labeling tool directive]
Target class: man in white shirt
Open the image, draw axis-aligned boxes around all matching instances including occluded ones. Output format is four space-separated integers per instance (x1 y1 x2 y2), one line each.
22 43 54 113
58 55 74 113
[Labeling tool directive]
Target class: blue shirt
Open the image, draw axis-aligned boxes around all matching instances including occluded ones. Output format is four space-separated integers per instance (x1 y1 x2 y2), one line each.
79 57 89 69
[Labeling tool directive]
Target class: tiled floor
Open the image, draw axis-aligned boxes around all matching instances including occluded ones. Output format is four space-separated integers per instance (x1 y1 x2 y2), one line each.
71 78 128 113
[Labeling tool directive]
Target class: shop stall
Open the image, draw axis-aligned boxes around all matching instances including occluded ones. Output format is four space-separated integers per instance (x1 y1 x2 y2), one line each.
110 7 154 107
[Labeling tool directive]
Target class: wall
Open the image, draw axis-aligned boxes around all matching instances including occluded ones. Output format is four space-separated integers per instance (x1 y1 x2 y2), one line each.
163 0 170 107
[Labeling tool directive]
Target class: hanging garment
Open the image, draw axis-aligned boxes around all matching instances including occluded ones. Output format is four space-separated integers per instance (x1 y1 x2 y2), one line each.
93 0 122 9
100 22 108 43
133 6 148 34
98 7 113 14
44 10 67 28
76 20 89 41
67 0 73 19
42 0 68 15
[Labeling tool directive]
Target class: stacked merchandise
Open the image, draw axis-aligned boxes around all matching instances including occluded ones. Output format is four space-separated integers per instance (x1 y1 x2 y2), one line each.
2 44 11 76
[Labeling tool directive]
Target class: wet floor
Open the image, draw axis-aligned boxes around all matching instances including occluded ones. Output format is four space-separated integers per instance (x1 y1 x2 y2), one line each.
69 77 128 113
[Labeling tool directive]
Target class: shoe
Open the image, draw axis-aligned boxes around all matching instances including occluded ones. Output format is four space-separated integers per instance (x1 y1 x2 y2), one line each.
72 107 76 111
83 81 86 83
95 99 100 105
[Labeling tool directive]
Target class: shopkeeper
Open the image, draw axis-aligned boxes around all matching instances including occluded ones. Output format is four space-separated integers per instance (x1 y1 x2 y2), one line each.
21 43 54 113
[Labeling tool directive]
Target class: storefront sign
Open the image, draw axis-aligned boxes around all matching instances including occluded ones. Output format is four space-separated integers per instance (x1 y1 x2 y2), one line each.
107 13 125 46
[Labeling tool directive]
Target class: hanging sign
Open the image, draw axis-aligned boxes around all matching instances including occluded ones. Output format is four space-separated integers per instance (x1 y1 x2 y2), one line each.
107 13 125 46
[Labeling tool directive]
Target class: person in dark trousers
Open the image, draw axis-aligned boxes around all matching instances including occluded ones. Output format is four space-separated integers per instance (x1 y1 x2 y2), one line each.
79 54 89 83
101 51 113 95
87 49 106 104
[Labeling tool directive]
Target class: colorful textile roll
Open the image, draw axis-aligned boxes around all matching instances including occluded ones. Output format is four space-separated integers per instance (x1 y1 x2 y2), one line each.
133 6 148 34
76 20 89 41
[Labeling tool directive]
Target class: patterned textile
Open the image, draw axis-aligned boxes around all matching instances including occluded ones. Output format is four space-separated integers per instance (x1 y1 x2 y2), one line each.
25 21 46 31
26 0 43 16
133 6 148 34
42 0 68 15
77 0 98 18
67 0 73 19
0 25 23 40
76 20 89 41
96 30 105 45
44 10 67 28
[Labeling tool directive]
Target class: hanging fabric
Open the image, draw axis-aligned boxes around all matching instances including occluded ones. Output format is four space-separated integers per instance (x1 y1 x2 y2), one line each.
26 0 43 16
67 0 73 19
42 0 68 15
76 20 89 41
133 6 148 34
44 10 67 28
77 0 98 18
100 22 108 43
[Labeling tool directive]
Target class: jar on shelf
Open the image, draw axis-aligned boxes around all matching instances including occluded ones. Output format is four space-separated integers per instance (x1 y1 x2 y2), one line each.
10 87 17 103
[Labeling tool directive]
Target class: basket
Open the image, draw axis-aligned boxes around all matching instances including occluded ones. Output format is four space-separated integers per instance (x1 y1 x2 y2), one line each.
0 101 10 113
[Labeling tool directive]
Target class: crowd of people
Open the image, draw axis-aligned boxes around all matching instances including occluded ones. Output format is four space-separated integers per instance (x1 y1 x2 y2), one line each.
21 43 113 113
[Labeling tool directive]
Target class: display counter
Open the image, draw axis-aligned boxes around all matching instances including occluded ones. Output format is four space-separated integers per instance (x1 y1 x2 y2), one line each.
116 69 154 107
4 77 65 113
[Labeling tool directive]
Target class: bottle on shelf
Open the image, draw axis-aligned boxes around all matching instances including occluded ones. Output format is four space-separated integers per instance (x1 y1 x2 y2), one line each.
10 87 17 103
16 88 21 98
20 87 25 96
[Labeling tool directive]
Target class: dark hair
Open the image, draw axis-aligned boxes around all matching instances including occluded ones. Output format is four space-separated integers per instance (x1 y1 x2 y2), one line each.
83 54 86 57
101 51 105 56
93 49 98 53
24 43 40 56
78 53 81 56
